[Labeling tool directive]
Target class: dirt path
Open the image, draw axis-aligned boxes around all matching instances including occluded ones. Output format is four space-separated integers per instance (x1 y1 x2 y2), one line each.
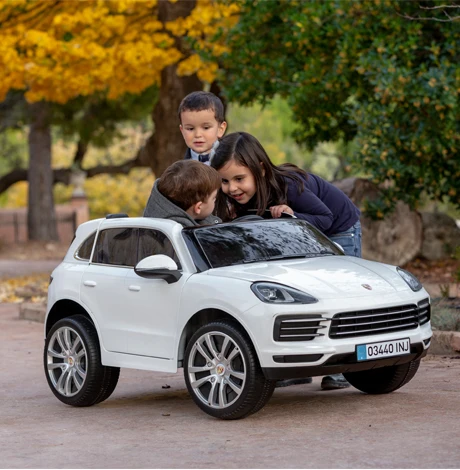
1 303 459 469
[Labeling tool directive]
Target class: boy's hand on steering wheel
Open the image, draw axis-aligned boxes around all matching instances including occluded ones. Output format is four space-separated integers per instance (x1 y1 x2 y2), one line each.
269 205 294 218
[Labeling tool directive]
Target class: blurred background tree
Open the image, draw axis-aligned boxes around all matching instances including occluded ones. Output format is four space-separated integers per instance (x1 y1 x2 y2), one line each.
0 0 237 239
1 0 459 242
215 0 460 217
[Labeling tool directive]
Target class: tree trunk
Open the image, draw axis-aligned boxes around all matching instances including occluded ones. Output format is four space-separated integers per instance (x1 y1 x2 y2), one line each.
333 178 423 265
140 67 202 177
27 101 59 241
138 0 202 177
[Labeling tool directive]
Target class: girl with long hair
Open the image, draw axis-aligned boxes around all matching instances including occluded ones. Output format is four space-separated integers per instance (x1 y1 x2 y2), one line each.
211 132 361 256
211 132 362 390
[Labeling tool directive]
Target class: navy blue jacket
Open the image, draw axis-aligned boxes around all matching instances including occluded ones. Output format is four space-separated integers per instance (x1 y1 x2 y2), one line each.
283 173 360 236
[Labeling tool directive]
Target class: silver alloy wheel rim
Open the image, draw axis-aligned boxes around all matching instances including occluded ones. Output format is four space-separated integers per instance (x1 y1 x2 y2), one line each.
188 331 246 409
46 326 87 397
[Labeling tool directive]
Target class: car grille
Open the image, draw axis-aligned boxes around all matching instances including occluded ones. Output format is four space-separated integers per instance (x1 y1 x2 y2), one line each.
329 298 431 339
273 315 329 342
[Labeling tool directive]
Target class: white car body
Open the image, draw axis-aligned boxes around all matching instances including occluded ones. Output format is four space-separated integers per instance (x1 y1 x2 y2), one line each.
44 215 432 418
46 216 431 374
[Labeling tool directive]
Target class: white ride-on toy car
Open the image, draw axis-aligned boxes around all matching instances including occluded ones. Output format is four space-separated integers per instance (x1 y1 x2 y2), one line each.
44 214 432 419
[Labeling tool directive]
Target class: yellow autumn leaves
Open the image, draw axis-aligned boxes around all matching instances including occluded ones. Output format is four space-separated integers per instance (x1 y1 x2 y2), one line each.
0 274 49 303
0 0 239 103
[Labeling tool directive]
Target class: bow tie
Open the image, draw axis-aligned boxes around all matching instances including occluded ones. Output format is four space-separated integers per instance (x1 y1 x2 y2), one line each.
198 154 210 163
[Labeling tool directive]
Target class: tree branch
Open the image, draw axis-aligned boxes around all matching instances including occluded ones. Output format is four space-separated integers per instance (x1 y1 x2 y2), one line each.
73 140 89 169
419 3 460 9
396 3 460 22
0 151 148 194
396 11 460 21
86 154 145 178
0 168 27 194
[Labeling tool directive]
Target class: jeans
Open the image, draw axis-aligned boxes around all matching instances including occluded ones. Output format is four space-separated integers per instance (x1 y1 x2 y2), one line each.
329 220 362 258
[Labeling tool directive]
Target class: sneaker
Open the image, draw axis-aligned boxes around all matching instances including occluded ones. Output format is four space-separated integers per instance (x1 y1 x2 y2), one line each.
275 377 313 388
321 373 350 390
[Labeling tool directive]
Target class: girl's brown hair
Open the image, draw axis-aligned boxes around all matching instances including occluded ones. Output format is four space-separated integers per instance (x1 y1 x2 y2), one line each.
211 132 307 221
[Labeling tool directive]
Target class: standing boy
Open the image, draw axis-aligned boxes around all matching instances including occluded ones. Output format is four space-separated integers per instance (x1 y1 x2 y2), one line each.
178 91 227 164
143 160 221 227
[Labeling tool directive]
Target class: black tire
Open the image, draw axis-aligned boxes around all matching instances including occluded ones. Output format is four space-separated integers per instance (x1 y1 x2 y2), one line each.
248 379 276 416
93 366 120 405
184 321 272 420
343 359 421 394
44 315 118 407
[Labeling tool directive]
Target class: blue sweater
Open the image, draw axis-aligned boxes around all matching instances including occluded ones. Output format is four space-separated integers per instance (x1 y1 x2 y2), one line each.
283 173 360 236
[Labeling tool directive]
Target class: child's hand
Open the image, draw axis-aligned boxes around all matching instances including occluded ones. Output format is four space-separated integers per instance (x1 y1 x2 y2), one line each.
269 205 294 218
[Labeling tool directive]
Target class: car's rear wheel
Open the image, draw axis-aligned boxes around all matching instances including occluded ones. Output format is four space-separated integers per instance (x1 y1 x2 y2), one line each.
343 359 421 394
44 315 119 406
184 321 272 419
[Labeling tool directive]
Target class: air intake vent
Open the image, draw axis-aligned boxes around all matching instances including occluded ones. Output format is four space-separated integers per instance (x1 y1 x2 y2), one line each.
417 298 430 325
274 315 329 342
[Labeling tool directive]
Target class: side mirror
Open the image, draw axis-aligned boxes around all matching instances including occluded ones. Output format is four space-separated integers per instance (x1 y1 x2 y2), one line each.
134 255 182 284
333 241 345 254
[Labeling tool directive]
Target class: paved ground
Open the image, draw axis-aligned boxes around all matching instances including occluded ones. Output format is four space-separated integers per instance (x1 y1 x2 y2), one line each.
1 303 459 468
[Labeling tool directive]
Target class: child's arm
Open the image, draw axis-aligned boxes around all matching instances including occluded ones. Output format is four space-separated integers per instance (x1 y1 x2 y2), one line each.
285 185 334 233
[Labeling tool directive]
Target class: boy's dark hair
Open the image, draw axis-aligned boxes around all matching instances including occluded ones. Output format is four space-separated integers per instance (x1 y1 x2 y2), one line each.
178 91 225 123
158 160 221 211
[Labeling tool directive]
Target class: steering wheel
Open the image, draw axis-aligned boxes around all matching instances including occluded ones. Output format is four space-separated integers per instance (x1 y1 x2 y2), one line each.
231 214 265 222
231 209 296 222
245 209 296 219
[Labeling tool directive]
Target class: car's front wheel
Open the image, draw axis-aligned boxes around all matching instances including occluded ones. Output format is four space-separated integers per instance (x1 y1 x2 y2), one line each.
44 315 120 407
343 359 421 394
184 321 272 419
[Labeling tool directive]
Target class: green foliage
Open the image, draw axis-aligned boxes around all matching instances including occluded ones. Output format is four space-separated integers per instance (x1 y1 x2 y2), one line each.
0 129 28 175
217 0 460 212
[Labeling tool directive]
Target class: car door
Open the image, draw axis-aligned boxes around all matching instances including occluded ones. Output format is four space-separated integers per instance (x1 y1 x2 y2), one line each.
80 227 138 354
123 228 186 359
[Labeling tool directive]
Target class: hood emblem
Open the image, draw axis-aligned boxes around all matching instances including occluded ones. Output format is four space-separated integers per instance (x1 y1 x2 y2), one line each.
362 284 373 290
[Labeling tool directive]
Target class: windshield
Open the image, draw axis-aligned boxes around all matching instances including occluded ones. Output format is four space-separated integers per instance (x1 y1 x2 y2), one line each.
188 219 343 269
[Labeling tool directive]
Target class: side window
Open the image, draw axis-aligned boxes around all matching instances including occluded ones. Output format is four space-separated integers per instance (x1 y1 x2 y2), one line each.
75 232 96 261
93 228 138 267
138 228 182 270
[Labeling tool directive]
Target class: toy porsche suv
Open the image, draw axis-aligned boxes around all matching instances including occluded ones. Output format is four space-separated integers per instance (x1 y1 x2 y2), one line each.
44 215 432 419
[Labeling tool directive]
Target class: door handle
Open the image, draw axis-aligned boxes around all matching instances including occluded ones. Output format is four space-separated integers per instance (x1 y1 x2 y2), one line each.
83 280 97 287
128 285 141 292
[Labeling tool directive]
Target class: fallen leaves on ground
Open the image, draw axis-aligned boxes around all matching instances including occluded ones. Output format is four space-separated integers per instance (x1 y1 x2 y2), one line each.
0 274 48 304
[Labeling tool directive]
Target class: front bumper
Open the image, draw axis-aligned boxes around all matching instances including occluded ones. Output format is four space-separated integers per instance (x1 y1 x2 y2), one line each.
262 340 429 380
241 289 433 378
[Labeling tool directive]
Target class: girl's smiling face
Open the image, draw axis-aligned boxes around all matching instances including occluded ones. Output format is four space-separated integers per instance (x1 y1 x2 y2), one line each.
218 160 257 205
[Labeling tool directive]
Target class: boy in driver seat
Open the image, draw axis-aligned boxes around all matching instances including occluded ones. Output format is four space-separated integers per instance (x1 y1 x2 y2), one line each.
143 160 221 227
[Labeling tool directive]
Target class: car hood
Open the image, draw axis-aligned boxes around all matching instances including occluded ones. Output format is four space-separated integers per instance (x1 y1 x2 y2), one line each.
206 256 410 298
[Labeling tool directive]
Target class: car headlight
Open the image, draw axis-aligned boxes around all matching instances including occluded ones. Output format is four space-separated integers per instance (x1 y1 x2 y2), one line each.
397 267 422 292
251 282 318 304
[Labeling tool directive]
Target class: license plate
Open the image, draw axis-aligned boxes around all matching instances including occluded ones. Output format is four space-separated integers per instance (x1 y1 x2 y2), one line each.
356 338 410 361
